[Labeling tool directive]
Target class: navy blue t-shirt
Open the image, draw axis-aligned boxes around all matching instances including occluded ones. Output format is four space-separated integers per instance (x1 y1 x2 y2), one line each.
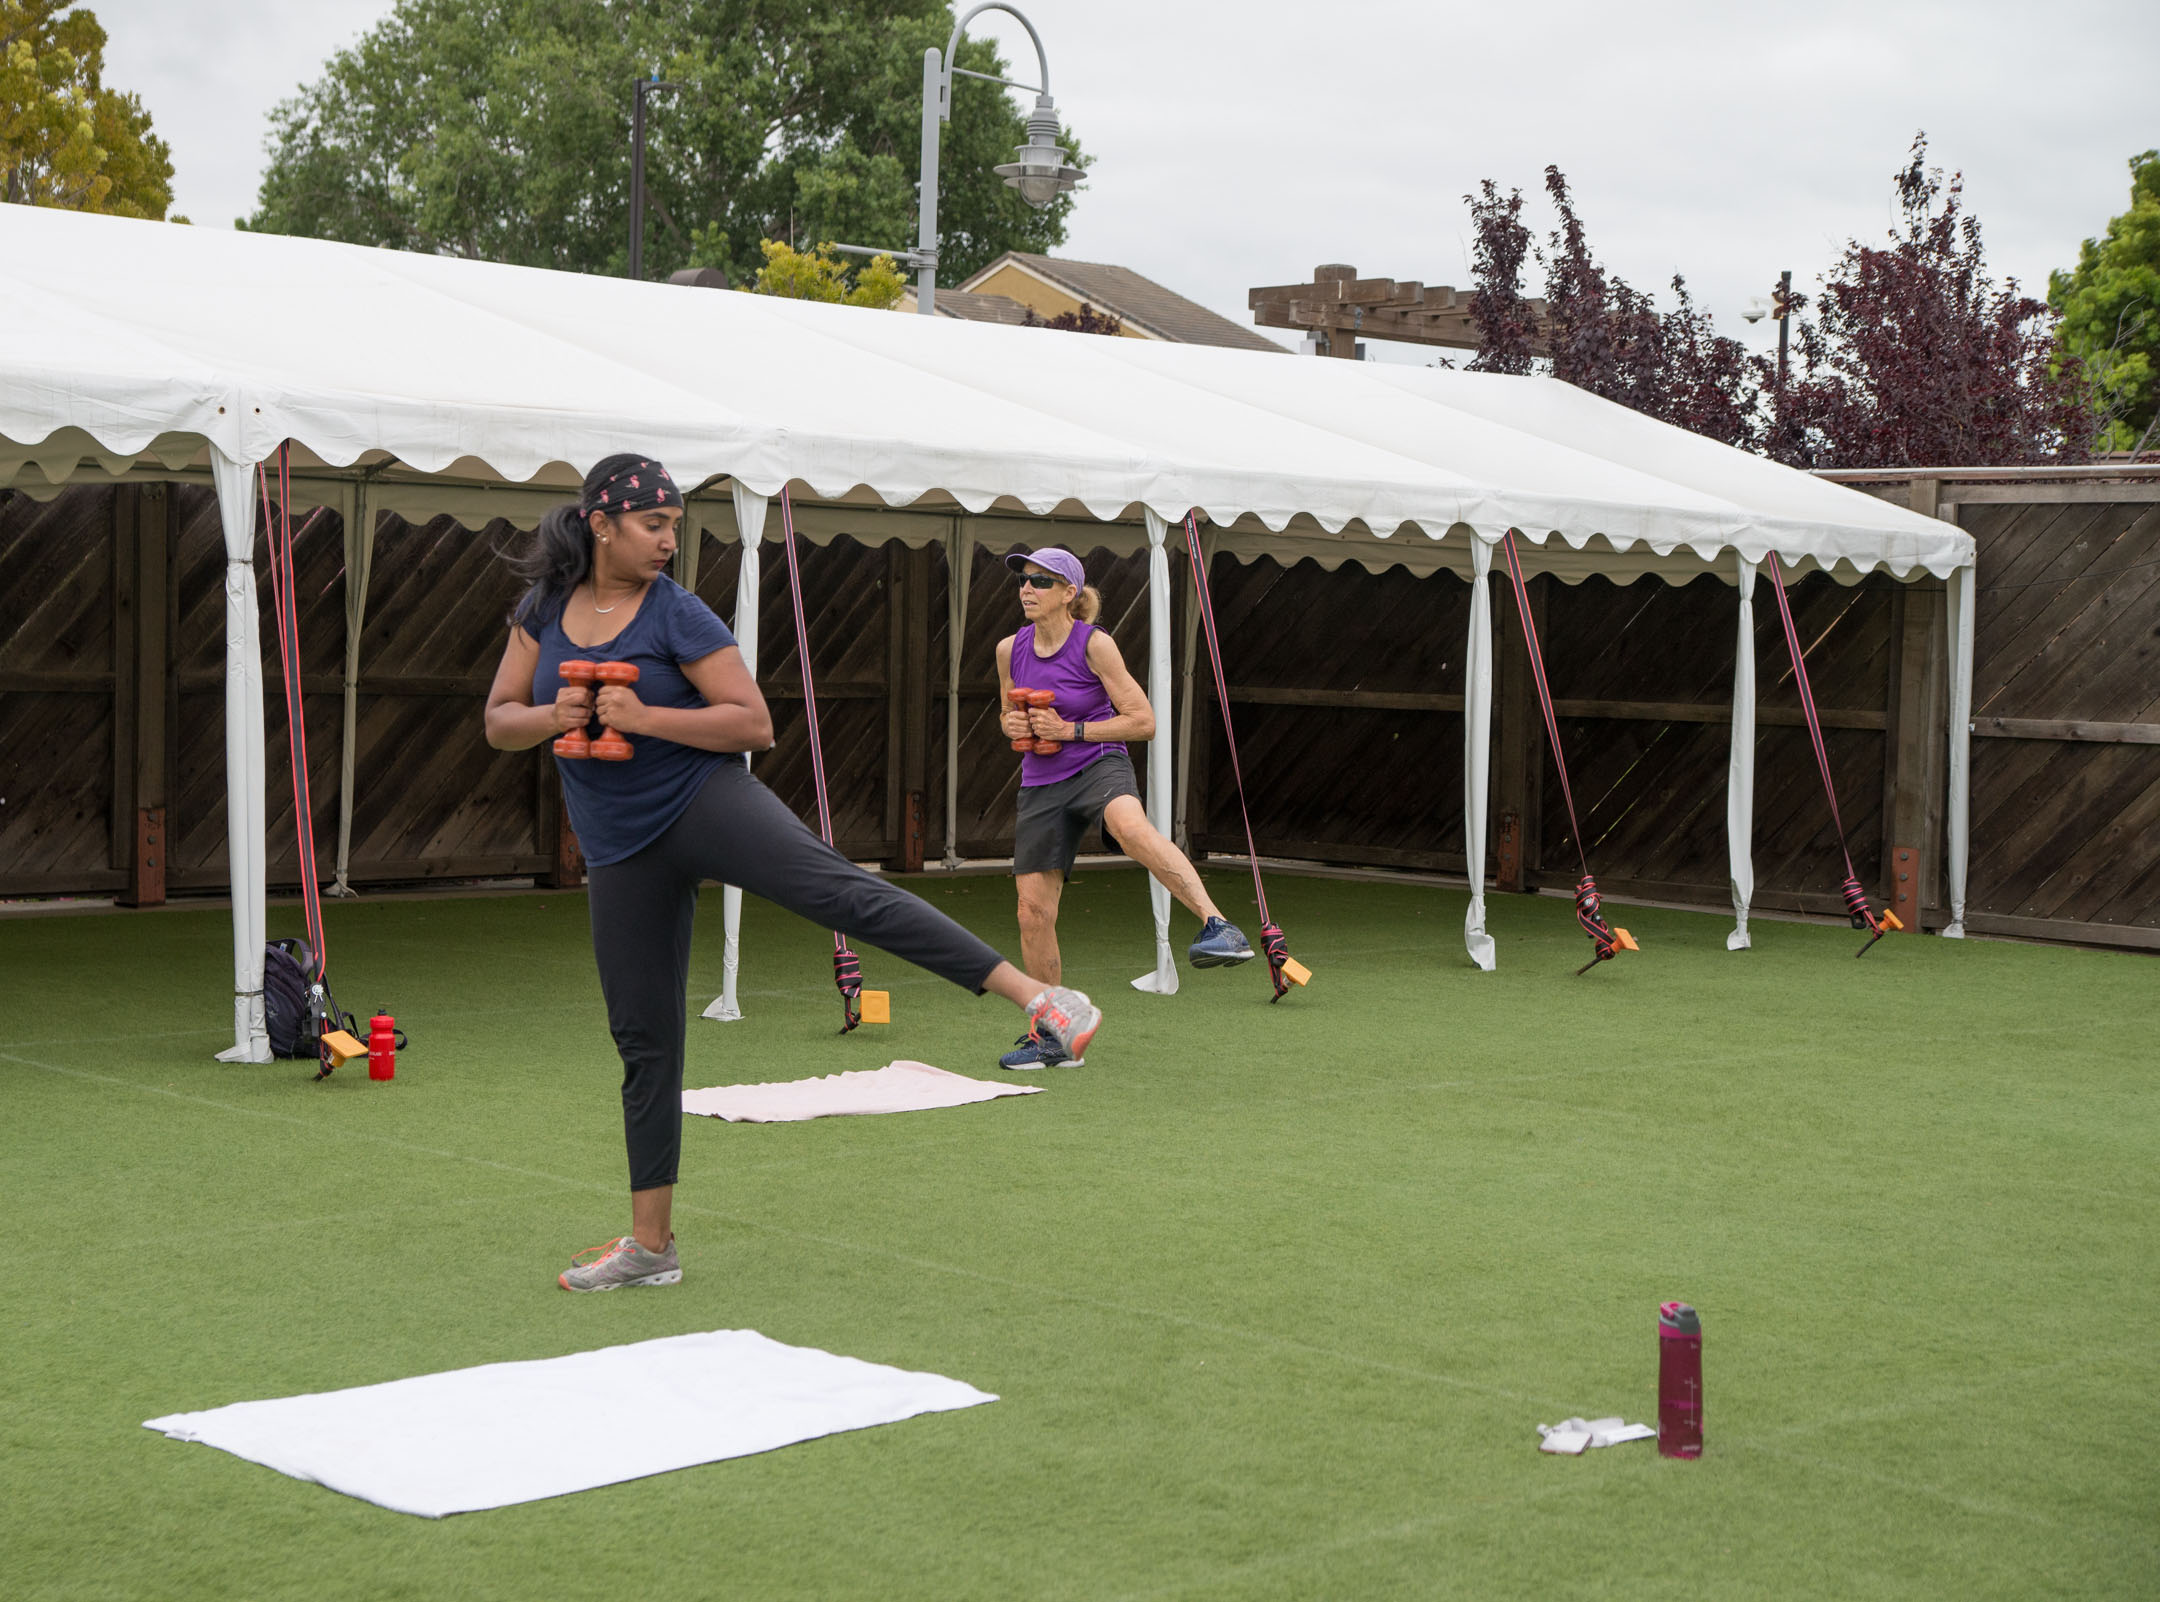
520 576 740 866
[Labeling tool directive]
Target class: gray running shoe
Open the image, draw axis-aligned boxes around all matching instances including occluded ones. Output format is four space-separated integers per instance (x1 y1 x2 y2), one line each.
998 1030 1080 1070
1026 986 1100 1064
558 1234 681 1293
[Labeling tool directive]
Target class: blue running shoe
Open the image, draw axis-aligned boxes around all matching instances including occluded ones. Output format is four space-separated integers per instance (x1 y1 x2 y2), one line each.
998 1031 1080 1071
1188 915 1255 968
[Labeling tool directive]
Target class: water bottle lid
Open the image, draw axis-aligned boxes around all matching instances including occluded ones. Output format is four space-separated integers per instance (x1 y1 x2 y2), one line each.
1659 1301 1701 1336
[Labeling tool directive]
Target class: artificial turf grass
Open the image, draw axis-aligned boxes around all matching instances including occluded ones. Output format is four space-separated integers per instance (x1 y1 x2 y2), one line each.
2 872 2155 1601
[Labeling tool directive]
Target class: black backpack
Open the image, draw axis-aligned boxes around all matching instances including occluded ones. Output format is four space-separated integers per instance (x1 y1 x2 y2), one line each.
264 938 357 1060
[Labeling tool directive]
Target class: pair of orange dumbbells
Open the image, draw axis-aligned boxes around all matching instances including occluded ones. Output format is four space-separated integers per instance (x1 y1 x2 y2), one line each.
553 659 639 761
1006 687 1063 756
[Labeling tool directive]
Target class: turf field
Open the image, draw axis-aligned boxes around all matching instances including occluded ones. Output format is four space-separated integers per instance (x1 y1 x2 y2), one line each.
3 871 2154 1599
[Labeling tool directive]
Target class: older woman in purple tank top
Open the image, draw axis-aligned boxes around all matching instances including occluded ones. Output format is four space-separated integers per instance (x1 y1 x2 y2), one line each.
993 548 1254 1070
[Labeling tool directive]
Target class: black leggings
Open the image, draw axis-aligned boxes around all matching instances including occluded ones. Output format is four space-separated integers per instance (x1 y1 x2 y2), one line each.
585 761 1006 1190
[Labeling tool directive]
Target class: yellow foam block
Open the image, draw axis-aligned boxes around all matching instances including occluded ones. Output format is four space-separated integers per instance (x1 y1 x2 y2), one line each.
1278 957 1312 987
1881 910 1905 932
319 1029 366 1068
1613 929 1639 952
857 990 891 1024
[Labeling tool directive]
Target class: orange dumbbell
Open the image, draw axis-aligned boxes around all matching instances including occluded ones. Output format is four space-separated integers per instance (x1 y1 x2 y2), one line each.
1006 687 1061 755
553 660 640 761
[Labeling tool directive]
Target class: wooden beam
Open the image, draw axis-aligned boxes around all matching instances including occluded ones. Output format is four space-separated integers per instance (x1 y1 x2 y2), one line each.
1971 716 2160 744
1226 686 1464 712
1961 911 2160 952
1208 684 1885 729
1941 484 2160 505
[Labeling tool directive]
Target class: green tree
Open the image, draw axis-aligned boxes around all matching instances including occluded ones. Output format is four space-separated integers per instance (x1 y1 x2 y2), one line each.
1 0 174 217
244 0 1083 287
2051 150 2160 457
748 238 905 306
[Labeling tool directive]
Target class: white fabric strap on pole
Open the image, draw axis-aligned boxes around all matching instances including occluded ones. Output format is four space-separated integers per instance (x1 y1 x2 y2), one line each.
1172 531 1204 854
1132 510 1180 995
1943 562 1975 938
944 519 970 869
1726 553 1758 951
211 451 271 1061
332 483 375 897
705 483 768 1021
1461 535 1497 971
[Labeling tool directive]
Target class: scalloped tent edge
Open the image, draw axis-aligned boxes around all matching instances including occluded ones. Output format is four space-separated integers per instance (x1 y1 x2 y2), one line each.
0 206 1976 1055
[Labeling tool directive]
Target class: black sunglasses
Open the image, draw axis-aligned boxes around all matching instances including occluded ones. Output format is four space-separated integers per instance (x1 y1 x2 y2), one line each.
1018 572 1064 590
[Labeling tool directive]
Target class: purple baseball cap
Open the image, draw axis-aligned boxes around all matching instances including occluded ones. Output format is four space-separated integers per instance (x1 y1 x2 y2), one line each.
1006 547 1086 589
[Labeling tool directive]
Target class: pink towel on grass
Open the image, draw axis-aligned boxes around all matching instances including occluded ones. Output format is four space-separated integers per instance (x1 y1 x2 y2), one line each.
682 1060 1041 1123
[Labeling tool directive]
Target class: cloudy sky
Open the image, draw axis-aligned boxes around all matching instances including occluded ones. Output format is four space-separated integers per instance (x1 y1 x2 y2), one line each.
94 0 2159 365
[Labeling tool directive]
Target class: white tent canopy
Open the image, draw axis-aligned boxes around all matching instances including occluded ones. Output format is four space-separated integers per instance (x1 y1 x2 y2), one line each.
0 207 1975 1057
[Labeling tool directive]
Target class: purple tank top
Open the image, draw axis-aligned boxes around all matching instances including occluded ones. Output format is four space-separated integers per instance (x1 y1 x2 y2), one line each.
1012 621 1124 787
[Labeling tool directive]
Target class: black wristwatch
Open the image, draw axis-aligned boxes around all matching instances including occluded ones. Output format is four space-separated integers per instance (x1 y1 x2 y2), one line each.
1073 721 1086 743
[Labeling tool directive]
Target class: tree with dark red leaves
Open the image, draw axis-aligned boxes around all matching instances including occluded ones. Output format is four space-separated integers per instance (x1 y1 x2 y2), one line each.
1022 301 1123 336
1772 135 2094 467
1462 167 1763 448
1464 179 1536 376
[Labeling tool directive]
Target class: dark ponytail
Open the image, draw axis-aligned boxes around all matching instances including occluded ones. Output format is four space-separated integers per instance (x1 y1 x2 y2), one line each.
507 503 595 630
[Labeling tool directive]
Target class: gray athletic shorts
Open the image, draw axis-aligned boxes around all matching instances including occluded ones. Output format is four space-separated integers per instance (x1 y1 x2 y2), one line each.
1013 751 1140 878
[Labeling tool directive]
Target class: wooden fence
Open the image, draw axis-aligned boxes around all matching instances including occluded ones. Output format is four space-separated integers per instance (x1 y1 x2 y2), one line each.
3 471 2155 952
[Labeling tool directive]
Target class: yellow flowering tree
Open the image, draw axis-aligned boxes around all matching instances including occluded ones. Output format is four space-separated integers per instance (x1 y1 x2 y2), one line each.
746 238 906 309
1 1 174 218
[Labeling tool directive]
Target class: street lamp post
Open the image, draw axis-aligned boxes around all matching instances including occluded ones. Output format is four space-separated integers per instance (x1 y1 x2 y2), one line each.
832 2 1082 315
629 71 680 282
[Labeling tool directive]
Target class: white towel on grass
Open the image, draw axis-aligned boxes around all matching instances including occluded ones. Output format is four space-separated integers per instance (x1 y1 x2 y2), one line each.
144 1329 995 1517
683 1059 1040 1122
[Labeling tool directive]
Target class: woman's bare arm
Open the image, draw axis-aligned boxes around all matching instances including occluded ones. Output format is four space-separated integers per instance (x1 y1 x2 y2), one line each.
484 626 592 750
596 646 774 753
1028 630 1155 742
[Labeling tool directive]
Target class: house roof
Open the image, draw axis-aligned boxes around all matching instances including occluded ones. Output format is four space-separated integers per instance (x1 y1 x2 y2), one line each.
958 253 1287 352
893 287 1033 325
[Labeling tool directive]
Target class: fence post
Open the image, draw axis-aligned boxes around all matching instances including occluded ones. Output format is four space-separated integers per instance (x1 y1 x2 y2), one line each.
1492 571 1544 891
116 484 170 906
1882 479 1950 930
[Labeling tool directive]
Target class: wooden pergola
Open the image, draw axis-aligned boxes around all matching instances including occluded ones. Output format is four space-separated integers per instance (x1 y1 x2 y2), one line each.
1248 263 1550 358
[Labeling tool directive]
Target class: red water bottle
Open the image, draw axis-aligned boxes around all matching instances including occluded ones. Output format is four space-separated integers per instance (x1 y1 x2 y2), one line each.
368 1011 398 1082
1658 1301 1703 1458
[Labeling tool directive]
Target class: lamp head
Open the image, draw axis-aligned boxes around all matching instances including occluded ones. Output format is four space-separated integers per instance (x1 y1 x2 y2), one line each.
994 95 1084 210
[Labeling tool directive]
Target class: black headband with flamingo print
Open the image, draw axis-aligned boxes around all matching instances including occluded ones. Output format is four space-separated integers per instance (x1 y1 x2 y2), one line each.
580 454 683 517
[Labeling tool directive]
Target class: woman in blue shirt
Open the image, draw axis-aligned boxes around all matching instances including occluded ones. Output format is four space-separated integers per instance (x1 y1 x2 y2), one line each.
485 454 1100 1292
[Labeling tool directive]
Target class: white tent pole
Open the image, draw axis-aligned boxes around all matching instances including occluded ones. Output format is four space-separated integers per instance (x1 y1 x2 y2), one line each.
332 483 376 897
1172 530 1204 854
1726 553 1758 951
943 519 971 869
1943 562 1975 938
1132 510 1180 995
210 451 271 1061
705 483 769 1021
1462 535 1497 971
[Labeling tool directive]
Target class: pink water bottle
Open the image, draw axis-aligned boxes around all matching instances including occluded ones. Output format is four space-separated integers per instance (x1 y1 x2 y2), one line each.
1658 1301 1703 1458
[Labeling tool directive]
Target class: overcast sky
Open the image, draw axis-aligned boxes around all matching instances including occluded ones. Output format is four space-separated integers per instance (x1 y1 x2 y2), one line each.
94 0 2160 365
